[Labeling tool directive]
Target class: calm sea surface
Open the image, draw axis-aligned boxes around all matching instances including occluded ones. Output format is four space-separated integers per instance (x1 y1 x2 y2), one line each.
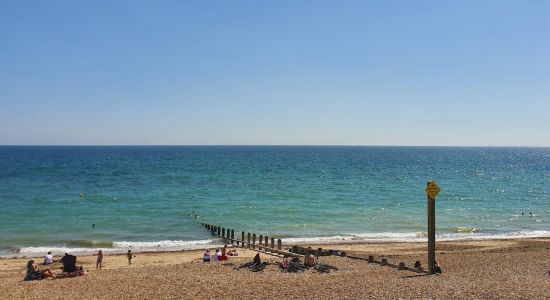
1 146 549 257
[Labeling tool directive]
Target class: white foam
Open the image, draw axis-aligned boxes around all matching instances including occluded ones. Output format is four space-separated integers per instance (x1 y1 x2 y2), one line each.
11 230 550 258
277 230 550 245
16 239 223 258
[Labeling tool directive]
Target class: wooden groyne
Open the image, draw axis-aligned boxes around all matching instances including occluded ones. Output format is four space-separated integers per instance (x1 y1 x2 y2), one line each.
200 222 303 258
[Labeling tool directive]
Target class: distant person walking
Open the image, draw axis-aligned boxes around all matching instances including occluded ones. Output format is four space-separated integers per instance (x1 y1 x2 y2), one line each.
127 250 134 265
96 250 103 270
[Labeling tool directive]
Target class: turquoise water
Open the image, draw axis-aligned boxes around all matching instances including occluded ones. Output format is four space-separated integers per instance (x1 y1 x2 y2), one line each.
1 146 549 257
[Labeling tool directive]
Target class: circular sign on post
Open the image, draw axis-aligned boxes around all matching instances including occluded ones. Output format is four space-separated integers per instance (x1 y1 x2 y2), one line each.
425 180 441 200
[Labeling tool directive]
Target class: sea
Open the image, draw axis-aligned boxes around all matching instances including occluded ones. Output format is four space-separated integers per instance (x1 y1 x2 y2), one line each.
0 146 549 258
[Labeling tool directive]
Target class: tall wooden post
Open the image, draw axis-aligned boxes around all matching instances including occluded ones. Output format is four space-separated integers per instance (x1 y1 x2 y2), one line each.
425 180 440 275
242 232 245 247
247 233 251 248
259 235 263 250
222 228 226 239
271 237 275 250
277 239 282 250
252 233 256 249
231 230 235 243
217 226 221 236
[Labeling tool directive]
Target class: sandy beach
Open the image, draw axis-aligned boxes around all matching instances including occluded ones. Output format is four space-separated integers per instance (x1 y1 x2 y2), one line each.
2 238 550 299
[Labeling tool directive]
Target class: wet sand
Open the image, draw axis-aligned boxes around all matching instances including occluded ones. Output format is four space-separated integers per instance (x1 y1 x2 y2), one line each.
2 238 550 299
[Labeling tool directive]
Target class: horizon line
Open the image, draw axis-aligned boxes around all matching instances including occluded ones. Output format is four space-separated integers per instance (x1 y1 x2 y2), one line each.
1 144 549 148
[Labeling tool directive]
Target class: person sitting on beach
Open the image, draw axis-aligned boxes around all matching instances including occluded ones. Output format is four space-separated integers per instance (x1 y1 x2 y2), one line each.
203 249 211 262
60 253 77 273
25 259 55 280
215 249 222 263
227 249 239 256
43 251 55 265
220 245 229 261
95 250 103 270
304 250 316 267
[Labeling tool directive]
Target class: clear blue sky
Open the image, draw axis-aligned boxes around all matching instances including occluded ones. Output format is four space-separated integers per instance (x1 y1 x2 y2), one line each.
1 1 549 146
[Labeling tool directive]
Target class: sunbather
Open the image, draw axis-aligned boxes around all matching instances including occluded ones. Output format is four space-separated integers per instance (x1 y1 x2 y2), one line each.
25 259 55 281
56 266 87 278
304 250 316 267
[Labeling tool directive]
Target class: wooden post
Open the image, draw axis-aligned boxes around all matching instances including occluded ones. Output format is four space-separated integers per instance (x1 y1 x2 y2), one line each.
252 233 256 249
242 232 245 247
368 256 374 263
265 236 269 252
258 235 263 250
231 230 235 243
277 239 282 250
222 228 226 239
428 181 436 274
247 233 251 248
271 237 275 251
217 226 221 236
398 262 406 270
381 258 388 266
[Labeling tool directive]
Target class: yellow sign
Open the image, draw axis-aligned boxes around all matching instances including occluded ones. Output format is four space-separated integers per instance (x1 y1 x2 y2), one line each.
425 181 441 200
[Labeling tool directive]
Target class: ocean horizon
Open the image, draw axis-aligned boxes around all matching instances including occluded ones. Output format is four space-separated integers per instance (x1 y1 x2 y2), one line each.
1 146 549 257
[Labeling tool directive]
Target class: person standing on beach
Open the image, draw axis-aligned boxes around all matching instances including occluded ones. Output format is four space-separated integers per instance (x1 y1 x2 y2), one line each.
127 250 134 265
96 250 103 270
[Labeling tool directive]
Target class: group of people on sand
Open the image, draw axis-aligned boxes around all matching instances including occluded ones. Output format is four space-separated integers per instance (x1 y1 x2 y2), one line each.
26 253 87 281
25 249 137 281
203 244 238 263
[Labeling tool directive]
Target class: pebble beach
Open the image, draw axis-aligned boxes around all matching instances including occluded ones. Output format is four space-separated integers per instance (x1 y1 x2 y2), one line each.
2 238 550 299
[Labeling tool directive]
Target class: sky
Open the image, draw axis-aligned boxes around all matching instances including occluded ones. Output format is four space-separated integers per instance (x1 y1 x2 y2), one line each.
1 1 549 146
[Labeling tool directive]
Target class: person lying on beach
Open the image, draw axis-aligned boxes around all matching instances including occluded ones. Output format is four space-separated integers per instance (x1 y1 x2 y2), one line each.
43 251 55 265
56 266 87 279
227 249 239 256
25 259 55 280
